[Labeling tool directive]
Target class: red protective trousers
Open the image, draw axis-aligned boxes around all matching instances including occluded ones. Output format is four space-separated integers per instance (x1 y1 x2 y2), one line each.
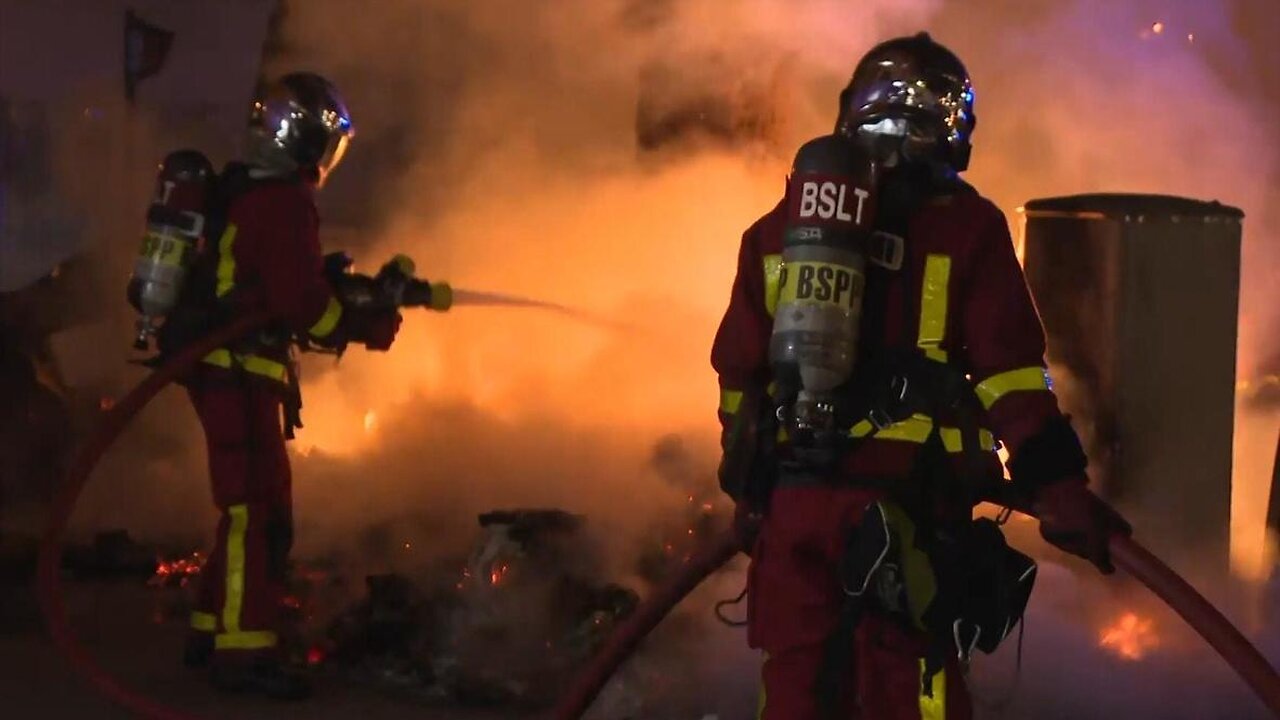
750 486 970 720
186 370 293 660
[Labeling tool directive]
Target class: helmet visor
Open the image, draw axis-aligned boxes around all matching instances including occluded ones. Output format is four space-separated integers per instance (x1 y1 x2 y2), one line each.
315 128 351 187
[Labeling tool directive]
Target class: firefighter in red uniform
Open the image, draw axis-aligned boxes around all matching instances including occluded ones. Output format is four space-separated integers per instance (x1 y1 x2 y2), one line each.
712 34 1130 719
178 73 400 699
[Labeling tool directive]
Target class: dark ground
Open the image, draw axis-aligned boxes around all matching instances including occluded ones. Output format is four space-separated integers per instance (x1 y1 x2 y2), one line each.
0 581 517 720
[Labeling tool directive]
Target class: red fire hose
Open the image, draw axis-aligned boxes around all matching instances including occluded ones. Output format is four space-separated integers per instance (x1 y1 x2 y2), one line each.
551 524 1280 720
1110 533 1280 716
36 311 270 720
550 529 744 720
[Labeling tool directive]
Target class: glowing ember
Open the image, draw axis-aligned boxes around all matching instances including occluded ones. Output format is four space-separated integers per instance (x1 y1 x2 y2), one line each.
489 562 510 586
404 541 412 550
363 410 378 433
307 646 326 666
1152 21 1165 34
1099 612 1160 660
150 552 204 585
99 396 114 411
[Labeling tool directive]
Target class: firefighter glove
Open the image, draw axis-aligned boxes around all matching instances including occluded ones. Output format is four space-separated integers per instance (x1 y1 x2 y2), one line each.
1033 477 1131 574
341 307 402 352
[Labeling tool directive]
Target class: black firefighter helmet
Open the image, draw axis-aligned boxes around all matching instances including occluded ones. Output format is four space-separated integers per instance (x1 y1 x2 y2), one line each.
836 32 976 173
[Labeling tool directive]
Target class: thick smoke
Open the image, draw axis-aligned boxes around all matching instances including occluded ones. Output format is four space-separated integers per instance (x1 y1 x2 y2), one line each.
34 0 1280 716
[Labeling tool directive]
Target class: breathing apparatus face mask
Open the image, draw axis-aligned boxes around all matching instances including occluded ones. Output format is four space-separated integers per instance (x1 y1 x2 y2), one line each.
851 116 941 169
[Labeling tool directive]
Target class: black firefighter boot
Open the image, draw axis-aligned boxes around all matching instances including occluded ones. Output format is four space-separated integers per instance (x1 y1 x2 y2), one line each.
209 655 312 701
182 631 215 668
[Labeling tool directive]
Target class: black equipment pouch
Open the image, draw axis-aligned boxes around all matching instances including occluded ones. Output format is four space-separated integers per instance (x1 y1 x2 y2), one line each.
816 499 1036 717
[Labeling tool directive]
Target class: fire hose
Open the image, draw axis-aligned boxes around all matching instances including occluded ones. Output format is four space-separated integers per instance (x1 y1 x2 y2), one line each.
37 311 269 720
551 522 1280 720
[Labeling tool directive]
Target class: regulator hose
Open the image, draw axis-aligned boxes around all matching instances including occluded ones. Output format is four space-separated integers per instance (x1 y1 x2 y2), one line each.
37 311 270 720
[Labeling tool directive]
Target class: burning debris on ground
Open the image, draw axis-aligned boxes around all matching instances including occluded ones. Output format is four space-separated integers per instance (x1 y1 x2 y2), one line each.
304 509 643 710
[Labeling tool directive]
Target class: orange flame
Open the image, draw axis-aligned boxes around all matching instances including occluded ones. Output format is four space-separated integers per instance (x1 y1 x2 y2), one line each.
1099 612 1160 660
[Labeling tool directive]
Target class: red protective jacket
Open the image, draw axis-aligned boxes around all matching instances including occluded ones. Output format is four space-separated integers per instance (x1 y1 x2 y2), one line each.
201 177 344 383
711 187 1064 481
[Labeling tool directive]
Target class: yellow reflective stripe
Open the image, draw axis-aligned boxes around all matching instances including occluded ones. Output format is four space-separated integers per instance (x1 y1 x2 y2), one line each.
240 355 287 382
309 296 343 338
866 413 935 442
214 631 278 650
190 611 217 632
939 427 996 453
763 254 782 317
214 224 238 298
919 659 946 720
918 254 951 362
203 349 234 368
974 366 1052 410
222 504 249 634
202 349 288 383
849 415 995 453
720 389 744 415
757 652 768 720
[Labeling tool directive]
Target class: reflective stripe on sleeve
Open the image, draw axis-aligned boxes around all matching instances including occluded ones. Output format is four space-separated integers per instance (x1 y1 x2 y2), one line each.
763 254 782 317
974 366 1052 410
308 296 344 339
720 389 744 415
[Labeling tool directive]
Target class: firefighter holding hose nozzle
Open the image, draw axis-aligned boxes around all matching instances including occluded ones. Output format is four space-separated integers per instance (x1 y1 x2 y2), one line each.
125 72 443 700
711 33 1131 719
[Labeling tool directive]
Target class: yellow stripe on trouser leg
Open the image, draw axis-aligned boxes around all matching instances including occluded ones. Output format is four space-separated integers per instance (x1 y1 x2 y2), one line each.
918 254 951 363
216 504 279 651
215 630 278 650
222 504 249 634
919 659 946 720
190 611 217 632
756 652 768 720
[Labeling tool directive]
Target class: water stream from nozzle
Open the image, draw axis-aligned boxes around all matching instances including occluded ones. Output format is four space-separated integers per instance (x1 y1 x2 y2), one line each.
449 288 627 330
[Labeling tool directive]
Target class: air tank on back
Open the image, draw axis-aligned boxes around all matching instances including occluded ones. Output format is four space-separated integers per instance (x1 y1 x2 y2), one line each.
127 149 216 350
769 134 879 439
